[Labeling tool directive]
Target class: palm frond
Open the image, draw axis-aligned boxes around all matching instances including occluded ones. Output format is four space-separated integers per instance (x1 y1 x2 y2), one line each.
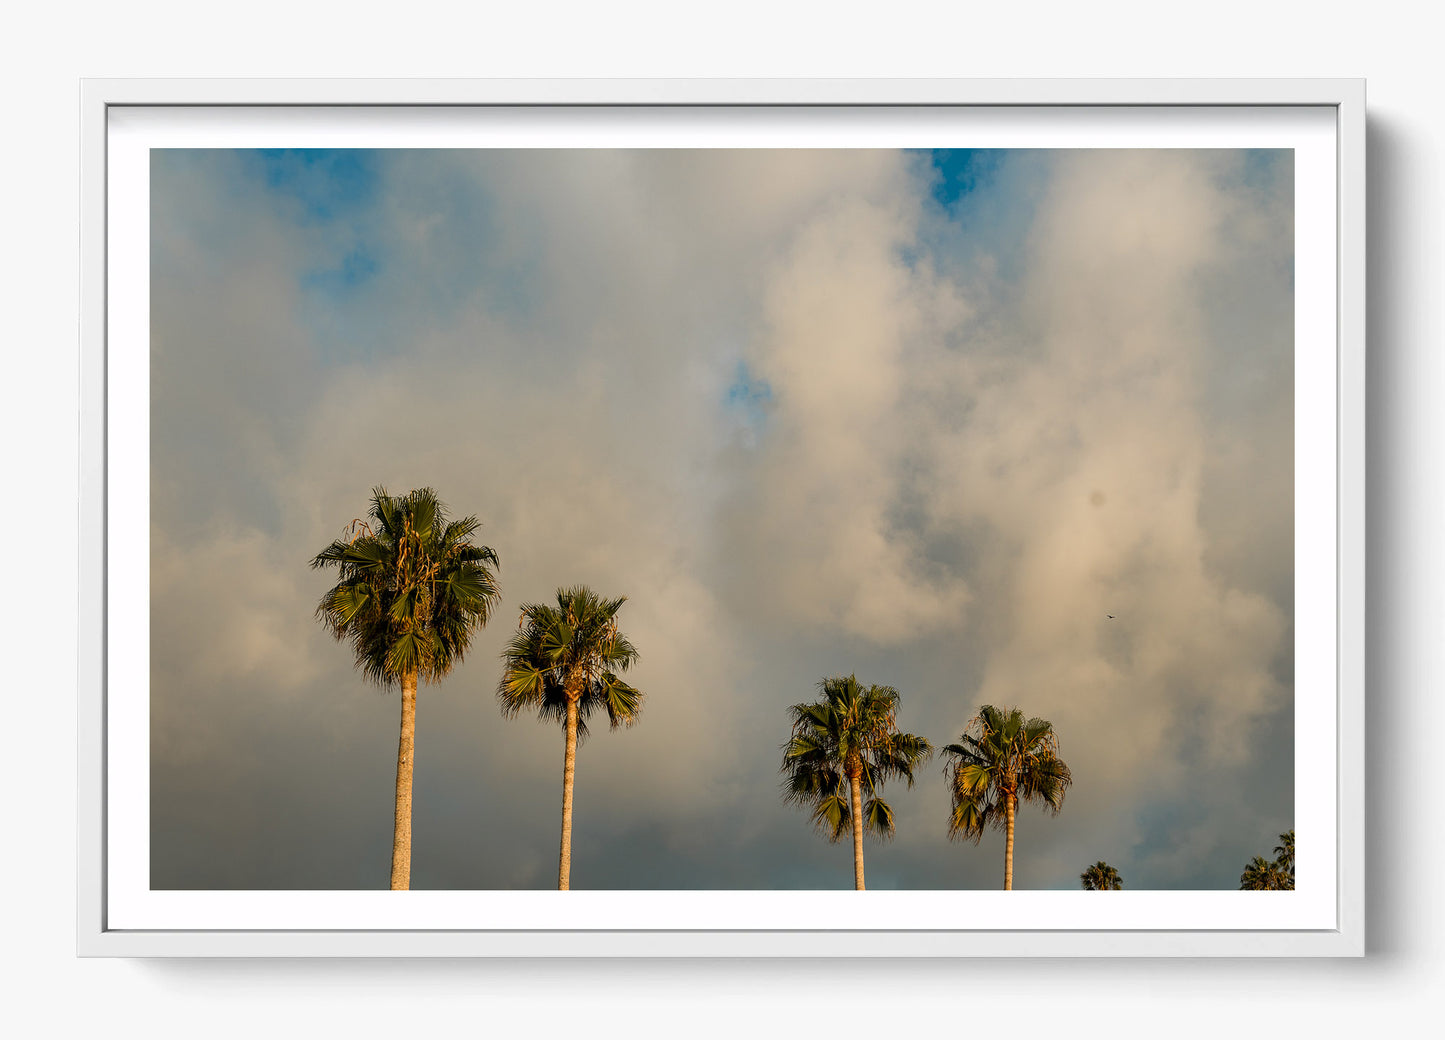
811 793 851 843
863 797 896 840
596 673 644 728
947 794 992 843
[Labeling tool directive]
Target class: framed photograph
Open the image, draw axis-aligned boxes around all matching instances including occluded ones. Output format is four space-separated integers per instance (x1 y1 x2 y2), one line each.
79 79 1364 956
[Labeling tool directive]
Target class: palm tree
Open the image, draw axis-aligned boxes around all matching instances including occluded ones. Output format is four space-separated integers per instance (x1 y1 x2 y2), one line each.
781 675 933 890
312 486 500 890
1240 855 1289 891
1273 829 1295 877
1239 829 1295 890
1080 861 1123 890
498 586 643 890
942 705 1072 890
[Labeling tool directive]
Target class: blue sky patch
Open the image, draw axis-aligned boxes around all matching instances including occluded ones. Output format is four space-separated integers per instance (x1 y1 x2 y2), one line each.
251 149 379 223
1239 148 1287 192
925 149 1006 208
725 361 773 428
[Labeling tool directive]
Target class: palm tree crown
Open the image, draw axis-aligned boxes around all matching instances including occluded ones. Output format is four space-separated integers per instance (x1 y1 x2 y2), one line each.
497 586 643 736
1080 860 1123 890
1240 855 1290 891
942 704 1072 890
781 675 933 889
312 486 500 686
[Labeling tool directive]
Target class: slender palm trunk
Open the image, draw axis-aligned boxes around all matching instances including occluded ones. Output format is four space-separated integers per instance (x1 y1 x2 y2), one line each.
1003 793 1016 891
558 696 580 890
850 771 866 891
390 669 418 890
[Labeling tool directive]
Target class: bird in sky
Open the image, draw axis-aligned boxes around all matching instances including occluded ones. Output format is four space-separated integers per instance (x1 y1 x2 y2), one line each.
1107 615 1115 619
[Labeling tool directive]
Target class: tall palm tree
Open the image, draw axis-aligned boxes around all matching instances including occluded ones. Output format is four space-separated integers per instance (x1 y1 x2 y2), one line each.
942 705 1072 890
1080 861 1123 890
312 486 500 890
498 586 643 890
781 675 933 890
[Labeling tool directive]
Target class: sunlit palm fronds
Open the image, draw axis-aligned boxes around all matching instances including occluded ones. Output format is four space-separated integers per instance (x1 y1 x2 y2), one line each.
1080 860 1123 890
497 585 643 738
1240 855 1290 891
1240 829 1295 890
312 486 500 687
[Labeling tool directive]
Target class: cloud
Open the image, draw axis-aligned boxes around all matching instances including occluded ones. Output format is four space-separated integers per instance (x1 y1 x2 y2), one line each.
719 169 975 641
148 147 1293 890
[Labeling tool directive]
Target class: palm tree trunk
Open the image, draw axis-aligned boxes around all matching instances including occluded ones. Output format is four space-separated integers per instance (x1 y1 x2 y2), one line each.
1003 794 1016 891
850 772 866 891
390 669 418 890
558 697 580 890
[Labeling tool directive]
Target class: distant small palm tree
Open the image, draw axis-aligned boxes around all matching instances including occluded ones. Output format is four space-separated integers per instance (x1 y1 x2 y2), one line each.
1080 861 1123 890
1273 829 1295 876
498 586 642 890
942 705 1072 890
312 486 500 890
1239 828 1295 890
781 675 933 890
1240 855 1289 891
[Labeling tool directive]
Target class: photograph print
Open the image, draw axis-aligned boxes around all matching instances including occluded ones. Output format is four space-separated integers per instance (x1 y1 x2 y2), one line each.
148 146 1295 893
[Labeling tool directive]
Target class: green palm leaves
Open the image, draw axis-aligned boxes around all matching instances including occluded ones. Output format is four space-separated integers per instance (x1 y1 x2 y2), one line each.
1080 861 1123 890
1240 829 1295 890
499 586 643 890
1273 829 1294 876
781 675 932 890
498 586 643 734
942 705 1072 890
312 487 500 686
311 487 500 890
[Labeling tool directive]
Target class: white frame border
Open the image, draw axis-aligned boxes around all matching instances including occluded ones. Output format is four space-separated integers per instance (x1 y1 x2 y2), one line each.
77 78 1365 958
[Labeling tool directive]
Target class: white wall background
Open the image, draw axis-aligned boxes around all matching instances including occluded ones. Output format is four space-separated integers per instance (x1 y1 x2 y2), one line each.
2 2 1436 1034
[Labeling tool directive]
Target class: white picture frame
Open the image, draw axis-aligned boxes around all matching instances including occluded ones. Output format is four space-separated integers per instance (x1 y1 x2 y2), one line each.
78 78 1365 957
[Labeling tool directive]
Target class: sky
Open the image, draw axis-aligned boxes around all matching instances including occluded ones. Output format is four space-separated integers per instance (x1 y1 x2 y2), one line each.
149 146 1294 891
